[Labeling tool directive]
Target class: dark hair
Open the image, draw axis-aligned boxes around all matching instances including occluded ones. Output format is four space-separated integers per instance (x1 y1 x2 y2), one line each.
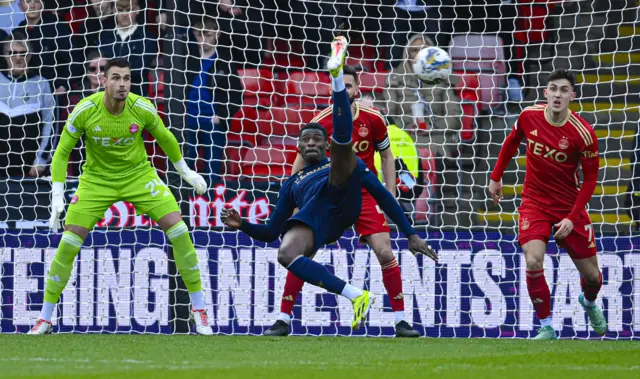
104 57 131 75
193 15 219 31
2 31 31 52
342 65 359 84
299 123 328 141
547 69 576 89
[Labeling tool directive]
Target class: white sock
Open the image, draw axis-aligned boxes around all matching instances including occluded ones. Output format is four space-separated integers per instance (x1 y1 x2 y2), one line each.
189 291 206 311
583 297 595 307
394 311 405 325
331 71 345 92
40 302 55 323
341 284 363 301
540 317 553 328
277 312 292 324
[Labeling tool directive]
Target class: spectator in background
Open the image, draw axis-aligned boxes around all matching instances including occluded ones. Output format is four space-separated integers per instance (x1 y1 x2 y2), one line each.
59 49 107 177
386 34 462 159
67 0 117 54
15 0 80 93
185 16 242 184
0 33 55 178
0 0 25 35
99 0 157 96
382 0 454 68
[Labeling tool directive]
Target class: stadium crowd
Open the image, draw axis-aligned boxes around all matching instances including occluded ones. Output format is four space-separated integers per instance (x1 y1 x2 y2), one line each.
0 0 562 224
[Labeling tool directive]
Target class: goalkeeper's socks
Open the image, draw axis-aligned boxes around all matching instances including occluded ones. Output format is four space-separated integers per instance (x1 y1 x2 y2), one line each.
526 269 551 320
581 271 602 303
166 221 203 293
331 79 353 145
190 290 206 311
44 231 84 304
39 302 56 323
286 256 348 295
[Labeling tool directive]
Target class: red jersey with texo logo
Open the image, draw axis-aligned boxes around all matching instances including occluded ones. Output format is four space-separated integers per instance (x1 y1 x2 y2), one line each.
311 102 390 176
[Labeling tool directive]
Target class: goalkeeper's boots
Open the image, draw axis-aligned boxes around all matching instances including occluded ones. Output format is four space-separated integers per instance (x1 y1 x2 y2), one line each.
395 321 420 338
27 319 52 335
579 293 607 336
263 320 290 337
327 36 348 78
352 291 374 330
532 325 557 340
190 308 214 335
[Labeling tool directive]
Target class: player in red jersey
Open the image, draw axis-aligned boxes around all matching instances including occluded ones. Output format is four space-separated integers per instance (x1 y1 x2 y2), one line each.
263 65 420 337
490 69 607 340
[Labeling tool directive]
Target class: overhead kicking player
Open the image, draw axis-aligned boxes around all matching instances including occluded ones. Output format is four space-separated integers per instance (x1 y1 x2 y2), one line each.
221 37 438 330
264 65 421 338
28 58 213 335
490 69 606 339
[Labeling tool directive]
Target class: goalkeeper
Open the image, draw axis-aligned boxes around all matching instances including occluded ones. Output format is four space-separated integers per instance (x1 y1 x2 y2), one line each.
28 58 213 335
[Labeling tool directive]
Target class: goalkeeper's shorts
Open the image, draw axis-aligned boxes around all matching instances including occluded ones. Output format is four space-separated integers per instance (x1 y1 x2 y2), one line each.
65 168 180 229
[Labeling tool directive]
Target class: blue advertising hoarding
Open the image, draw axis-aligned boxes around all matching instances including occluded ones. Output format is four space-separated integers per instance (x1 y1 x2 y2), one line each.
1 230 638 339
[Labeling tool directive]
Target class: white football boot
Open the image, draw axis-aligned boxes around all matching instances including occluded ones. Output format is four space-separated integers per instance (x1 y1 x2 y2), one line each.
190 308 214 335
27 319 53 335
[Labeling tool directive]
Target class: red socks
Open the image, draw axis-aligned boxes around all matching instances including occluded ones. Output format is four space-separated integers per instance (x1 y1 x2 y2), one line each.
581 271 603 302
526 269 551 320
382 258 405 312
280 257 406 315
280 271 305 315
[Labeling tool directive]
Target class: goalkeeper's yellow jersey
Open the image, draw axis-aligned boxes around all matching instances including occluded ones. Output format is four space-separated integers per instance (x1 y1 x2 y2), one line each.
52 92 182 182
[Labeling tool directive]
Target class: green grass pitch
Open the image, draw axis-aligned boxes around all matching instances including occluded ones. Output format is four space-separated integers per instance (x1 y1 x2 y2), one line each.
0 335 638 378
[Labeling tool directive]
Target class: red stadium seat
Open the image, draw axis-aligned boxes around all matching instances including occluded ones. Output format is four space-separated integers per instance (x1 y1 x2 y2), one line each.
229 106 268 146
359 71 389 93
455 74 480 142
286 71 331 108
238 69 278 107
267 107 317 137
224 140 252 179
241 145 297 181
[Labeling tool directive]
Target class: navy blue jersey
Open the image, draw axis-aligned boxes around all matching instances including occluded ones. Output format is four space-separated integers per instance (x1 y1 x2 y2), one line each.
239 157 416 249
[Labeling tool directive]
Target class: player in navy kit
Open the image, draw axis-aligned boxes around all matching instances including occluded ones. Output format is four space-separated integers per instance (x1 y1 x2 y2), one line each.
221 37 437 330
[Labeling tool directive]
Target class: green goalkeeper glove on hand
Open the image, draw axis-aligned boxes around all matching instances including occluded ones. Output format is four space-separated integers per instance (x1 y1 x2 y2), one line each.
174 159 208 194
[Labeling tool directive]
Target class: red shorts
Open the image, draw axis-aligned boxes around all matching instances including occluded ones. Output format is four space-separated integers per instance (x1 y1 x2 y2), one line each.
355 192 391 242
518 205 596 260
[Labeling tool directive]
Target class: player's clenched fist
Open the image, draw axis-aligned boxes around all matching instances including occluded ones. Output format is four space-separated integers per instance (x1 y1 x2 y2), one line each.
221 207 242 229
174 159 207 194
408 235 438 263
489 179 503 205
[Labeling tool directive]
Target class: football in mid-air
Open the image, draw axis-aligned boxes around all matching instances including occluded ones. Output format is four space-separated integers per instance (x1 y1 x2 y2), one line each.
412 46 452 84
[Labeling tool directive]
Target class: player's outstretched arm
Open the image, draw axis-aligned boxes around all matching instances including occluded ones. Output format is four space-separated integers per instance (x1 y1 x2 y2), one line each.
362 166 438 262
48 121 83 232
489 121 526 204
145 112 207 194
221 181 296 242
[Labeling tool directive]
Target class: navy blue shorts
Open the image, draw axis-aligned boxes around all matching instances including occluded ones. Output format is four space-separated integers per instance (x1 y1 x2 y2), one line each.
284 173 362 251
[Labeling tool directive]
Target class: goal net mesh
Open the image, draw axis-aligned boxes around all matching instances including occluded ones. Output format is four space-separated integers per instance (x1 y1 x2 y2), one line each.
0 0 638 338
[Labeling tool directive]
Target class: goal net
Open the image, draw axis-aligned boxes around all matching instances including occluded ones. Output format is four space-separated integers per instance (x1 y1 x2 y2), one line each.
0 0 638 339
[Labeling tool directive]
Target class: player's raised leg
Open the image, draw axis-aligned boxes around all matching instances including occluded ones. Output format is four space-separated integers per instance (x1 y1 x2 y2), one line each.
522 239 557 340
155 211 213 335
278 224 374 330
327 36 358 187
574 256 607 336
